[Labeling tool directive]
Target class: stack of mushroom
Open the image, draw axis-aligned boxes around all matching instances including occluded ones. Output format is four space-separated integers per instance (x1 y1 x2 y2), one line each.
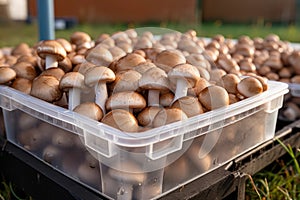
0 29 278 200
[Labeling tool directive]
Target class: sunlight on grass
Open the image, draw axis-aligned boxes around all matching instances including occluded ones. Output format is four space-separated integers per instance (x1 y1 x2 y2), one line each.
246 140 300 200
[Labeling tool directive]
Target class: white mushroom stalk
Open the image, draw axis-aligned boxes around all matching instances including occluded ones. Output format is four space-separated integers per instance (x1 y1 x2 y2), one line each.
168 64 200 105
36 40 67 70
68 87 82 110
45 55 59 69
60 72 85 111
95 81 108 113
138 67 170 107
84 66 116 114
172 78 189 104
147 90 160 107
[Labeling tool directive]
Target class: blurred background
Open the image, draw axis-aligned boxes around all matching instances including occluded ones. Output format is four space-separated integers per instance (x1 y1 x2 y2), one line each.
1 0 300 46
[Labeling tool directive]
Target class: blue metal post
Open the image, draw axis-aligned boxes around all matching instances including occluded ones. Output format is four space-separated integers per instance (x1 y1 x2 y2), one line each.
37 0 55 41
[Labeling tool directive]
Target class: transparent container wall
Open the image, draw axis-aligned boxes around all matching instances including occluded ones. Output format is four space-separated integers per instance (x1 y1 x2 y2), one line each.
3 109 102 192
100 163 164 200
0 109 5 138
162 108 277 193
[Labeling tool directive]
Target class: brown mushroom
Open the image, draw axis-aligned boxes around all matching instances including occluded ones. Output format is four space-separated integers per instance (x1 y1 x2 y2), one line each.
40 67 65 81
36 40 67 70
237 77 263 98
73 102 103 121
101 109 139 132
85 45 113 67
114 53 146 72
105 91 146 113
168 63 200 104
171 96 204 117
109 70 141 93
137 106 163 127
11 77 32 94
59 72 85 110
139 67 170 107
218 73 241 94
198 85 229 110
0 66 16 84
154 49 186 73
70 31 93 51
84 66 116 113
30 75 62 102
11 61 37 80
153 107 188 128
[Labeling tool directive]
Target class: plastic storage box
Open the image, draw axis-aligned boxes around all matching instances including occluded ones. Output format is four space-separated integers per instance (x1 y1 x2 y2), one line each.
0 80 288 200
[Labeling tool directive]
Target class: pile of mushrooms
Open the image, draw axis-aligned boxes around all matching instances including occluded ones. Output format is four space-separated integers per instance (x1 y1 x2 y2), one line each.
1 29 297 199
2 29 292 133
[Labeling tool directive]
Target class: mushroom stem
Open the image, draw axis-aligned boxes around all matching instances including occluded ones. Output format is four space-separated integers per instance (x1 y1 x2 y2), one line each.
69 88 81 110
45 55 58 69
171 78 189 105
95 81 107 114
148 90 160 107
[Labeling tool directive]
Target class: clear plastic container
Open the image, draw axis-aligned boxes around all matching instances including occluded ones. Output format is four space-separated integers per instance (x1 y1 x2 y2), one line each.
288 83 300 97
0 80 288 200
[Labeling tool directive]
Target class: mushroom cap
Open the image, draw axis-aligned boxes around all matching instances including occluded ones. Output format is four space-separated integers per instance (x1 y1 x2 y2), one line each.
106 91 146 111
17 128 47 151
40 67 65 81
186 53 211 70
137 106 163 127
153 108 188 128
11 42 32 56
138 67 170 91
237 77 263 98
101 109 139 132
77 160 101 187
187 77 210 96
11 77 32 94
109 70 141 93
73 102 103 121
168 63 200 88
85 45 113 66
0 66 16 84
133 61 156 74
36 40 67 61
55 38 73 53
42 145 62 164
114 53 146 72
159 92 174 107
59 71 85 92
198 85 229 110
30 75 62 102
109 46 126 61
218 73 241 94
154 49 186 73
171 96 204 117
70 31 92 46
58 56 73 72
84 66 116 87
11 61 37 80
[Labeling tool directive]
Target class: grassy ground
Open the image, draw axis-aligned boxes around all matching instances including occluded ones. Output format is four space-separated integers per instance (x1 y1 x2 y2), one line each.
1 20 300 47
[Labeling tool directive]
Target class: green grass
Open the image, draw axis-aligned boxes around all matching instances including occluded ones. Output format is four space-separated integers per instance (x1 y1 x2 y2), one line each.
0 181 32 200
1 21 300 47
246 140 300 200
